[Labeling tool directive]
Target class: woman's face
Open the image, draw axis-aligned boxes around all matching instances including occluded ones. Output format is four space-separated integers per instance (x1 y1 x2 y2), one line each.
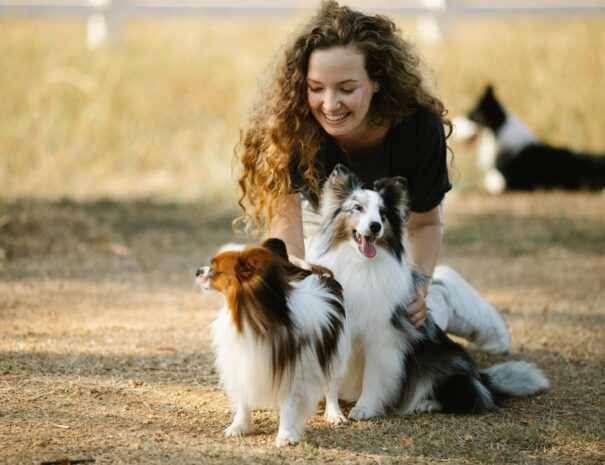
306 46 379 144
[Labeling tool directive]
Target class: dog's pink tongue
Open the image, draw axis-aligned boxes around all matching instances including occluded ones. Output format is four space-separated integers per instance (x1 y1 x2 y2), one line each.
361 236 376 258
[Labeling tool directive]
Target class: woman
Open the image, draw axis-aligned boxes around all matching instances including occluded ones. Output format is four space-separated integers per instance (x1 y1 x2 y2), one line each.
235 1 509 354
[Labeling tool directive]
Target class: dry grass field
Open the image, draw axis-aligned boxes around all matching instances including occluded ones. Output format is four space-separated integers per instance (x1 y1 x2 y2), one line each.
1 193 604 465
1 12 604 465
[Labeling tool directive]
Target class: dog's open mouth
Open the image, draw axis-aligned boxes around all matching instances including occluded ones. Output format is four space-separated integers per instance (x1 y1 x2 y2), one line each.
353 230 377 259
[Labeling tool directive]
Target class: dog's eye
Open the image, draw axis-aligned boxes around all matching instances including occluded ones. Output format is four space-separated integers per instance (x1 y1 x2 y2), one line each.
379 209 387 221
353 204 363 212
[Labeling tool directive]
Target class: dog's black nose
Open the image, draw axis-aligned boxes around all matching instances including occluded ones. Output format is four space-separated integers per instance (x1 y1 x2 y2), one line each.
369 222 381 234
195 267 204 277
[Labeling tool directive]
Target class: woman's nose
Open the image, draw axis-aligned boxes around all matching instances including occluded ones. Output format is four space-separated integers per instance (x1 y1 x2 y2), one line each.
322 90 341 112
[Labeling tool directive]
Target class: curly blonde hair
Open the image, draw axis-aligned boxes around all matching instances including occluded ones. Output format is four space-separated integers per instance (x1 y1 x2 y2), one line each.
235 0 451 235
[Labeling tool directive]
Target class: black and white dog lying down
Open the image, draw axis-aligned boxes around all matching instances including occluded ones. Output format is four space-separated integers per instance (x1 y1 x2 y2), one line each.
453 86 605 194
307 165 549 419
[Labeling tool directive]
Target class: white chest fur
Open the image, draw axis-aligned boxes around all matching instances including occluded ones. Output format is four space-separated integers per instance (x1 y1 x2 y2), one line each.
309 243 413 336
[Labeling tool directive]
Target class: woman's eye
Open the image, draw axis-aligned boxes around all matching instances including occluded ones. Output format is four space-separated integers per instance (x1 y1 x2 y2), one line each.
341 88 354 94
308 87 323 93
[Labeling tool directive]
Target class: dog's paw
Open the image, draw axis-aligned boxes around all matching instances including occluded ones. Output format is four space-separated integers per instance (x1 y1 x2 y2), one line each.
325 411 350 426
274 430 299 447
348 405 379 421
224 422 252 437
414 399 440 414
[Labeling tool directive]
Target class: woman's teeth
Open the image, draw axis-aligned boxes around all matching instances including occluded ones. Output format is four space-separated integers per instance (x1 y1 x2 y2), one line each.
324 113 348 122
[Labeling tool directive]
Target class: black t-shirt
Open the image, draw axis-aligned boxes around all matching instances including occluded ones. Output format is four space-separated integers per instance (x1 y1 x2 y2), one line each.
291 106 451 213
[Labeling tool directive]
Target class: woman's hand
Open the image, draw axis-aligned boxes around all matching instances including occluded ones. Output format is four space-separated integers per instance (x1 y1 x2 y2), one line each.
407 289 428 327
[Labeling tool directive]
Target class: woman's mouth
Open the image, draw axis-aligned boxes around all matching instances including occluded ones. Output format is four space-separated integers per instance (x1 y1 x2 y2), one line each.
323 111 351 124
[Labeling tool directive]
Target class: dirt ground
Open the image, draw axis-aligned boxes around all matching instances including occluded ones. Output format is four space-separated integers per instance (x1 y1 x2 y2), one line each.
1 192 604 465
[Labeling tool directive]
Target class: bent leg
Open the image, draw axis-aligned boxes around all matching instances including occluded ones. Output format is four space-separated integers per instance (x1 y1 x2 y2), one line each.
427 265 510 354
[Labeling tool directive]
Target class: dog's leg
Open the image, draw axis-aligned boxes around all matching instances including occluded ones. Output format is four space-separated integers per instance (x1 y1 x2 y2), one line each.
398 382 441 416
274 389 307 447
401 398 441 415
349 340 402 421
324 381 348 425
224 401 252 437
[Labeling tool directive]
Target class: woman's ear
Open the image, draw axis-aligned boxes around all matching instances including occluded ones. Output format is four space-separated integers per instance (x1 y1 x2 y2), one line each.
372 80 380 93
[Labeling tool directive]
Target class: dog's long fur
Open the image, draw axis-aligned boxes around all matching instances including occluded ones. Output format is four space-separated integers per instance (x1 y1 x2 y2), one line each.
196 238 350 446
462 85 605 194
307 165 549 419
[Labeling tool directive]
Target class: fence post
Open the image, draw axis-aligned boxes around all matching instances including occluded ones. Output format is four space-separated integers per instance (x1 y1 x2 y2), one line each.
87 0 123 50
417 0 450 45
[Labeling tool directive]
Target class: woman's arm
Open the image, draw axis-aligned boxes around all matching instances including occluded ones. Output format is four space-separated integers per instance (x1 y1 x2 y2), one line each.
406 205 443 325
266 193 307 264
407 205 442 294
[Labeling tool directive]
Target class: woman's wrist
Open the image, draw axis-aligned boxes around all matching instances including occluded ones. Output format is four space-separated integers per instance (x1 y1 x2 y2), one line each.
411 269 432 296
411 269 432 282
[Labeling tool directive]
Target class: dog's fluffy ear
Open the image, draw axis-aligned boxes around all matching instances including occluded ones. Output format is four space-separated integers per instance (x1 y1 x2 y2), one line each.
236 247 271 281
469 83 505 129
324 164 361 200
331 163 351 178
374 176 407 193
261 238 289 260
374 176 409 220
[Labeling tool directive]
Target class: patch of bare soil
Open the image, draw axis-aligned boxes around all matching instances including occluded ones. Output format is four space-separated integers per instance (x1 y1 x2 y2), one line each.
1 193 604 464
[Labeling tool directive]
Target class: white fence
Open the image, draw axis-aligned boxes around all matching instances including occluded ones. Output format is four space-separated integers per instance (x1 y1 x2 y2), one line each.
2 1 605 49
3 1 605 17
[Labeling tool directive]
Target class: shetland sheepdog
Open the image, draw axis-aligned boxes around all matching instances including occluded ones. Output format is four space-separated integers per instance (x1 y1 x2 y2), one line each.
196 238 350 446
307 165 549 420
454 85 605 194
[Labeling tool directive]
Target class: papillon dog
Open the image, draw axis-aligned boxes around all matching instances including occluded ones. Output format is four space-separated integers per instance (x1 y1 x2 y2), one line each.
307 165 549 420
196 238 350 446
453 85 605 194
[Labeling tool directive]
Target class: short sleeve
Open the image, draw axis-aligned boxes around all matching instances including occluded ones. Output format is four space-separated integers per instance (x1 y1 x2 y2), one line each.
404 112 451 212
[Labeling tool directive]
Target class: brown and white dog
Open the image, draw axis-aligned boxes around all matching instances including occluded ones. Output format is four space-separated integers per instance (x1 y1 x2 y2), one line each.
196 238 350 446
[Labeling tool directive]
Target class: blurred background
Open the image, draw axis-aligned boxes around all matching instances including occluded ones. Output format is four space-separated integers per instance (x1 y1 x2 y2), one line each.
1 0 604 204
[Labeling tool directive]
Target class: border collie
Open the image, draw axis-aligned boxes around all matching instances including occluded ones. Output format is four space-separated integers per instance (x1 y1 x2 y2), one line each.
453 86 605 194
306 165 549 420
196 239 350 446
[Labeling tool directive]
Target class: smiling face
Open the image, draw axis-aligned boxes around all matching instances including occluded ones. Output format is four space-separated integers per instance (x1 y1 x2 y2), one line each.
306 46 379 146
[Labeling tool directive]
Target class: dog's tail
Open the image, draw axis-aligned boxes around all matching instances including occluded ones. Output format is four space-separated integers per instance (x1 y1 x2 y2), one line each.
482 361 549 402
